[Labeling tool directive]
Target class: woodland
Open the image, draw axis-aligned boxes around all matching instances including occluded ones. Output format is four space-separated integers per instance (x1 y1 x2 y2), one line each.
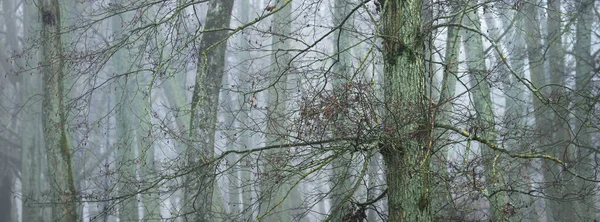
0 0 599 221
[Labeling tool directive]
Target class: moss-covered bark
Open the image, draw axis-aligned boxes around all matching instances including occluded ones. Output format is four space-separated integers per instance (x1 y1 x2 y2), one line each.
381 0 432 221
40 0 78 220
185 0 234 221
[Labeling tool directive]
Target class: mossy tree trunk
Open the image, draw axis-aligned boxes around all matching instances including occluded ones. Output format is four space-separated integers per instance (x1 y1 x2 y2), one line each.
380 0 432 221
185 0 234 221
40 0 78 220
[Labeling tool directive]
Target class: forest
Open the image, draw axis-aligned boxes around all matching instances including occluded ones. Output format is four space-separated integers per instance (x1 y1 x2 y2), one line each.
0 0 599 221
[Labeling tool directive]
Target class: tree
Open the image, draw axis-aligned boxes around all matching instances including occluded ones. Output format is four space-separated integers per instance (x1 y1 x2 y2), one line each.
4 0 600 221
185 0 234 220
112 0 141 220
258 1 298 221
40 0 79 220
380 0 432 220
573 0 596 219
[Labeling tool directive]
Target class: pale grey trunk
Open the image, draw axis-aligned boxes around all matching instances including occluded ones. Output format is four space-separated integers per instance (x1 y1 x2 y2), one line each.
329 0 355 220
573 0 595 220
484 5 536 221
138 89 161 220
235 0 254 219
223 74 241 218
40 0 78 220
138 6 162 222
544 0 575 220
185 0 234 221
111 1 140 220
460 1 505 219
21 0 45 220
432 0 461 219
522 3 556 221
257 1 297 221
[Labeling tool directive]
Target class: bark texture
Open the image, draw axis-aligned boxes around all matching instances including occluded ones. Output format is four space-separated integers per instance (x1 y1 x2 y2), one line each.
381 0 432 221
185 0 234 221
40 0 78 220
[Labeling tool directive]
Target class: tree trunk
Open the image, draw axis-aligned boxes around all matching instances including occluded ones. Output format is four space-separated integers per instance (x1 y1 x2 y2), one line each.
523 3 557 221
460 1 505 219
111 1 140 220
329 0 355 220
21 0 44 220
544 0 576 220
573 0 595 219
432 0 461 219
235 0 254 220
185 0 234 220
381 0 432 221
40 0 78 220
258 1 297 221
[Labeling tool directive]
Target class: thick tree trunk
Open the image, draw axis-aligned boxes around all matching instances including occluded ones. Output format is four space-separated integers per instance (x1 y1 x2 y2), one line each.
40 0 78 220
185 0 234 221
381 0 432 221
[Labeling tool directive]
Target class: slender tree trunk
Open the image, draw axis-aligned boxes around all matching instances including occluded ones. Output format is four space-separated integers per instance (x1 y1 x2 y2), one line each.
139 88 161 220
40 0 78 220
573 0 595 220
523 3 556 221
431 0 462 219
111 1 140 220
223 74 241 218
381 0 432 221
258 1 297 221
459 1 506 219
21 0 44 220
329 0 355 220
483 5 536 221
545 0 576 220
235 0 254 219
185 0 234 220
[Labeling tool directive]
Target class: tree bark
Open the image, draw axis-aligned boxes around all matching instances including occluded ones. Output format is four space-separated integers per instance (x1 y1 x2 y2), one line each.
381 0 432 220
258 1 298 221
40 0 78 220
185 0 234 221
573 0 595 219
111 1 140 220
21 0 45 220
329 0 355 220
